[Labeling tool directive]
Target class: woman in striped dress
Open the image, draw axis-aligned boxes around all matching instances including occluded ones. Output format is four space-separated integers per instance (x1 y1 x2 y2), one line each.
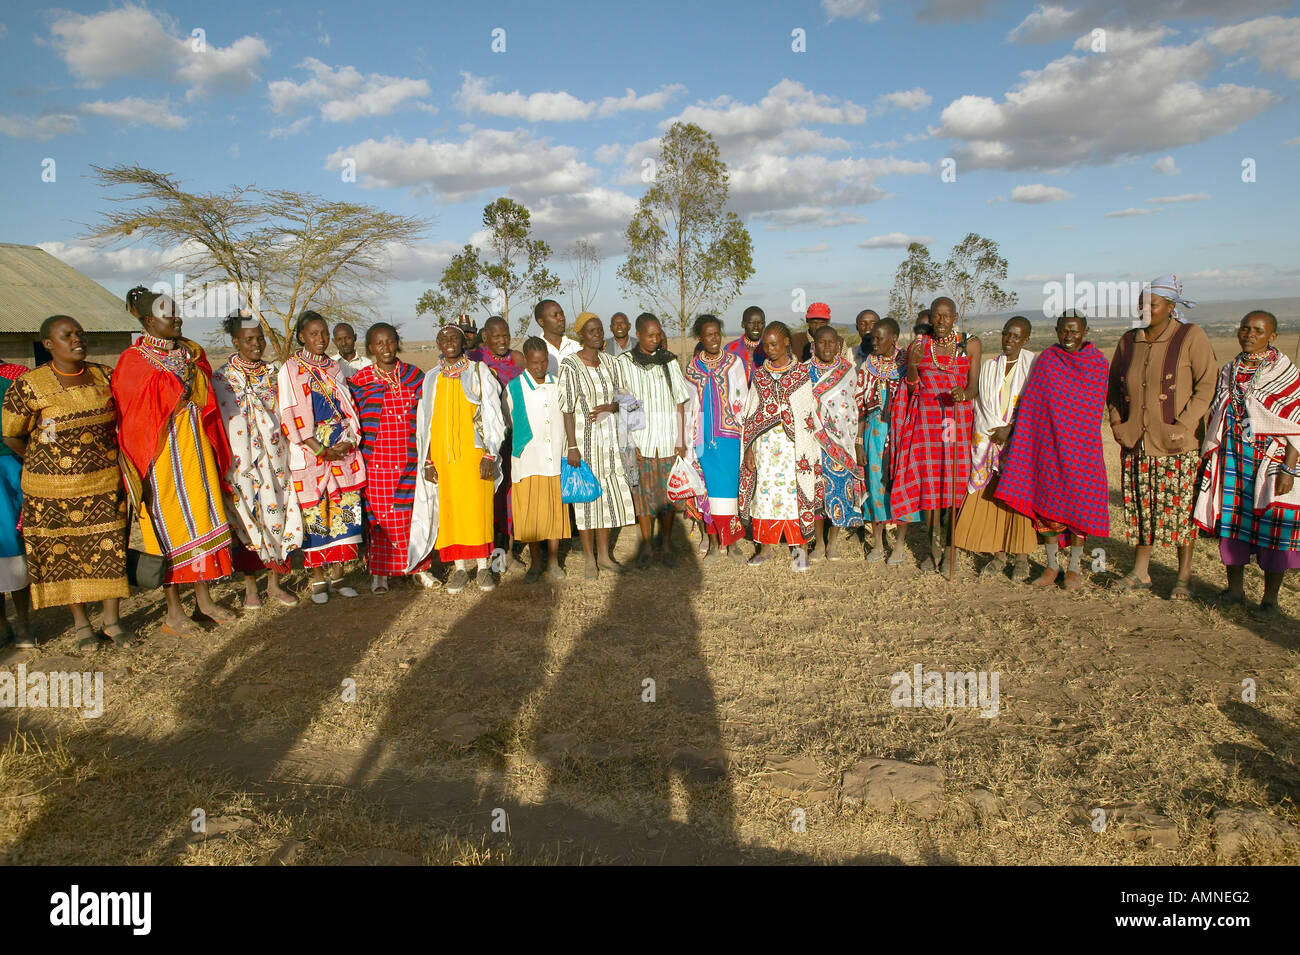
561 313 635 578
114 289 236 636
349 323 437 593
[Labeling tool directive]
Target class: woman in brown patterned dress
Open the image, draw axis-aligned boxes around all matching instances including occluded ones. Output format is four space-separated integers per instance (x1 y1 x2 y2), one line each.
1 316 131 648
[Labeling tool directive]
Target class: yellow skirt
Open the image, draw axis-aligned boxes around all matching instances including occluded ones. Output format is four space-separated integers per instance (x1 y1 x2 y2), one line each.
139 404 233 583
953 474 1037 556
512 474 570 542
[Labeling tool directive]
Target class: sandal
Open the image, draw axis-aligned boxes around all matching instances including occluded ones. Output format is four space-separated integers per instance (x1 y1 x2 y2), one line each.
75 623 100 651
100 622 139 648
1249 602 1281 621
1169 581 1192 601
310 580 329 604
1110 572 1152 592
1214 588 1247 607
11 621 36 649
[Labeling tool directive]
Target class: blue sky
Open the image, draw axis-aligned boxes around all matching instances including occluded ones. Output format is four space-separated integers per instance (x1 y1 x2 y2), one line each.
2 0 1298 338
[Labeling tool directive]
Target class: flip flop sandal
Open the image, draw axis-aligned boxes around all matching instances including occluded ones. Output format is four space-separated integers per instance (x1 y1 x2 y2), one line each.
75 624 100 651
159 621 199 638
100 624 139 648
1110 572 1152 592
1214 589 1246 607
1169 582 1193 601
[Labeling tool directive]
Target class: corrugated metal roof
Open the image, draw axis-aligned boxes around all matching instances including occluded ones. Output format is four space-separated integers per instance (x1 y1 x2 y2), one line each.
0 243 140 334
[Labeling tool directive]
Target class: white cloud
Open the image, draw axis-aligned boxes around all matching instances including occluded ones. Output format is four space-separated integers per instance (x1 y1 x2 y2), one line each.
1146 193 1210 203
382 241 461 284
37 240 176 281
48 6 269 99
789 243 831 255
325 127 598 203
822 0 881 22
1285 136 1300 146
753 208 871 231
268 116 312 139
859 232 934 248
993 183 1076 203
728 155 930 216
0 112 82 140
1009 2 1292 44
81 97 188 130
673 79 867 156
935 34 1275 170
268 58 433 124
1208 15 1300 81
1151 155 1180 175
1104 207 1160 217
876 88 932 112
454 73 684 122
528 187 640 250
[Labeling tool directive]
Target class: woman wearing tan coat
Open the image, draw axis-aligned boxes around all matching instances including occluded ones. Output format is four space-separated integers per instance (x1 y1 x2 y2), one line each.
1107 275 1216 599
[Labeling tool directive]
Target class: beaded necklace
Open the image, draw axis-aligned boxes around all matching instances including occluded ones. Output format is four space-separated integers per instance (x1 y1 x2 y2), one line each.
297 349 329 367
140 332 176 352
766 355 794 375
373 362 404 388
440 356 470 378
230 354 265 374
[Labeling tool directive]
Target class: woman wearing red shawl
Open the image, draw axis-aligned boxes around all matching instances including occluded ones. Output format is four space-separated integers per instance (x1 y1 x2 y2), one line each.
1192 310 1300 620
995 311 1110 591
278 311 367 604
113 289 235 636
890 297 981 573
468 315 525 568
349 323 436 593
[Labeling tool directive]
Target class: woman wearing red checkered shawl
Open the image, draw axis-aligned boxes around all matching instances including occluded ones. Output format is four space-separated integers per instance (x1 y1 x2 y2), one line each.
349 323 437 594
995 311 1109 591
890 297 981 573
1192 310 1300 621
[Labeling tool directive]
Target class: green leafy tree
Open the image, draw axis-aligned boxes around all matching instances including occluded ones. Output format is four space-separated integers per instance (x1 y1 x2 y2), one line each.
84 164 429 359
617 122 755 340
477 197 562 334
941 232 1017 329
887 242 941 327
416 244 488 326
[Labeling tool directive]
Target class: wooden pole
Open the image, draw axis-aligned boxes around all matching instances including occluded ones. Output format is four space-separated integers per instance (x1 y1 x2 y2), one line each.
948 416 958 582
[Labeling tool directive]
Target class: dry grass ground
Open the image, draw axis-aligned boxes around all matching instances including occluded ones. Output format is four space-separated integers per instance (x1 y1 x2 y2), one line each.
1 326 1297 865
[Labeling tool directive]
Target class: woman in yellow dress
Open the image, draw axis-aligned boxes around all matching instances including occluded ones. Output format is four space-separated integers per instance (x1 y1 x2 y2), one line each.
113 288 236 636
408 325 505 594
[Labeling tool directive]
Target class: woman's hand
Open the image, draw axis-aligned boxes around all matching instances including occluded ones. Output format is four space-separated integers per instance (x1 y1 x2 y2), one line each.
586 402 618 421
951 385 969 401
1276 471 1295 496
567 448 581 468
479 456 495 481
423 461 438 484
675 444 687 460
991 425 1012 446
744 446 755 472
854 443 866 467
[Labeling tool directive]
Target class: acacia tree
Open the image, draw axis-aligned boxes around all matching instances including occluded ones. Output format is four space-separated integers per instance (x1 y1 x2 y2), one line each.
941 232 1017 329
415 245 488 326
887 242 941 326
476 197 562 334
618 122 754 339
84 164 429 358
565 238 602 318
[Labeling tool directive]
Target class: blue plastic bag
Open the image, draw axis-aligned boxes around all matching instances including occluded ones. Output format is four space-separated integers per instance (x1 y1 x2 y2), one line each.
561 459 603 504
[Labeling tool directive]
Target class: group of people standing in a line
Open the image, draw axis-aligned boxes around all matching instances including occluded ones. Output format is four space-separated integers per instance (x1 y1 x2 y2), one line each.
0 273 1295 650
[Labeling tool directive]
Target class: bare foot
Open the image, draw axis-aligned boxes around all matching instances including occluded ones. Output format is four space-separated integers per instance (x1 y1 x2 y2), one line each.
243 591 263 609
162 615 203 637
194 601 238 624
267 586 298 606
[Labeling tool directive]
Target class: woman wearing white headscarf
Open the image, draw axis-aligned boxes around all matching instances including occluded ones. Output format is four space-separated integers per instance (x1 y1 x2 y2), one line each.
1107 274 1217 599
407 324 506 595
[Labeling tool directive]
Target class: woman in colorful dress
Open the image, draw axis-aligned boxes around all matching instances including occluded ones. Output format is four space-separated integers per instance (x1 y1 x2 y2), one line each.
953 316 1037 580
616 313 693 570
409 324 505 594
349 323 437 593
684 314 748 560
858 318 917 564
807 325 866 561
0 359 31 646
739 322 836 571
995 311 1110 590
469 315 526 569
561 313 636 578
891 296 981 573
1192 310 1300 620
278 310 367 604
114 289 235 635
211 309 302 609
1107 274 1216 599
